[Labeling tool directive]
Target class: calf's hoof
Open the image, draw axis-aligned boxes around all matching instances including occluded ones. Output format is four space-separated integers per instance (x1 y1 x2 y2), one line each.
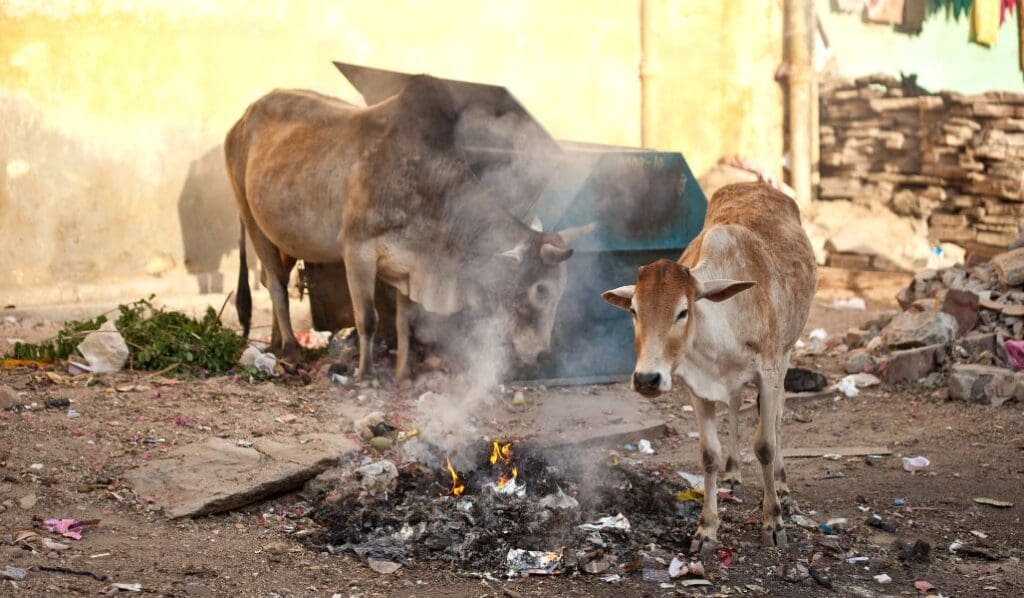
761 522 788 548
689 529 719 558
721 477 743 497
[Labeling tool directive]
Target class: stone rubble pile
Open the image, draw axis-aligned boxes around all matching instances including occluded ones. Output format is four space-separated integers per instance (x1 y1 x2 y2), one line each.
840 246 1024 406
820 74 1024 269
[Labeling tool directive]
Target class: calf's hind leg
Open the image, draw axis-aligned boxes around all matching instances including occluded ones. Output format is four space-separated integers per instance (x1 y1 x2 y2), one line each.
754 363 787 548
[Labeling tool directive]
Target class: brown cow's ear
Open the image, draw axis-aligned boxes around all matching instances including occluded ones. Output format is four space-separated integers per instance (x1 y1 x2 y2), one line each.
696 279 755 302
601 285 635 311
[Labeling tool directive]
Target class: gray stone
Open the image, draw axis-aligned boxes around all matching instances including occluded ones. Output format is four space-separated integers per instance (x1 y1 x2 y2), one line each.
881 344 947 386
0 385 24 411
124 433 359 518
881 310 958 349
845 349 877 374
948 364 1024 406
941 289 979 336
184 585 212 596
958 332 997 356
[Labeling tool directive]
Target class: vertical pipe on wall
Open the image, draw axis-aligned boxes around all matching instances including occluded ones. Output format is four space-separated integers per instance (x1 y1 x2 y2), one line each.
785 0 814 209
640 0 659 148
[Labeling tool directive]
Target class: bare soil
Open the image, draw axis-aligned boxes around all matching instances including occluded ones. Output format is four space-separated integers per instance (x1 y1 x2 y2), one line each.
1 296 1022 597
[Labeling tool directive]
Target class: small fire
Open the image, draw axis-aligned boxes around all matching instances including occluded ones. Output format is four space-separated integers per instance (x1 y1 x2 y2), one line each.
445 455 465 497
497 466 519 489
490 441 513 466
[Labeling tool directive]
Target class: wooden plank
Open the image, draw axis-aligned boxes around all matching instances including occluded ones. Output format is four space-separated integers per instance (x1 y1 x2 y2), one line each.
783 446 892 459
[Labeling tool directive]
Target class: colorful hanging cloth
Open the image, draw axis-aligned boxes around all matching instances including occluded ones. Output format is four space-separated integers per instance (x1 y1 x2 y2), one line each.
954 0 974 19
973 0 1000 45
866 0 906 23
1000 0 1015 22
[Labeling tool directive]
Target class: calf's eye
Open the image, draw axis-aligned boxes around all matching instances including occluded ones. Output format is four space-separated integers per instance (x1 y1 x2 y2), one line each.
676 309 688 321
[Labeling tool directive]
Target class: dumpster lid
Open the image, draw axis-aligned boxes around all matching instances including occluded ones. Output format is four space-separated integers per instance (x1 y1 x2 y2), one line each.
333 62 560 155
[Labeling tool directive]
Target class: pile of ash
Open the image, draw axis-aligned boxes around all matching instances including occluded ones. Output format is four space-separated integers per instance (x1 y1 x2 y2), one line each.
304 444 697 578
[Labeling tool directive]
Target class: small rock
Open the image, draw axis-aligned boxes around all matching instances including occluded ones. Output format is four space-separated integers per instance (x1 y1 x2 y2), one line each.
881 309 958 349
844 348 876 374
2 566 27 581
184 585 212 596
780 562 809 583
0 385 24 411
948 364 1023 406
357 460 398 496
263 541 290 555
941 289 979 336
369 436 393 452
845 327 869 348
18 494 37 510
275 414 298 425
367 558 402 574
880 344 946 386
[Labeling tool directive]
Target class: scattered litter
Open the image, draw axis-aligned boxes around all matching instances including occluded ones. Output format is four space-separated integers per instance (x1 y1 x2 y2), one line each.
790 514 819 529
239 346 276 375
29 463 43 471
538 487 579 510
1 566 26 581
637 439 654 454
357 460 399 497
914 580 935 593
41 518 88 540
895 538 931 563
295 329 330 350
809 328 828 342
578 513 631 532
833 297 867 310
1005 339 1024 371
42 538 70 551
970 530 989 539
511 390 526 407
680 579 712 587
69 321 129 373
867 514 898 533
668 556 706 578
973 497 1013 508
826 517 848 529
598 573 622 583
678 471 704 489
485 477 526 498
506 549 561 577
714 547 733 567
873 573 892 584
111 583 142 592
836 375 860 398
67 408 79 419
846 556 870 564
902 456 930 472
818 523 836 535
780 562 810 583
894 498 905 506
367 558 402 575
674 489 703 503
847 372 881 387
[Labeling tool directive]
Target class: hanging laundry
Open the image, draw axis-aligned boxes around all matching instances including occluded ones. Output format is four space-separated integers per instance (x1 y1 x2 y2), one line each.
866 0 906 23
973 0 1000 45
898 0 928 32
953 0 974 19
1000 0 1015 23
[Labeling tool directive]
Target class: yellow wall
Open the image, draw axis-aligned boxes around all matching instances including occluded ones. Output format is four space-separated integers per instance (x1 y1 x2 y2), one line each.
0 0 783 302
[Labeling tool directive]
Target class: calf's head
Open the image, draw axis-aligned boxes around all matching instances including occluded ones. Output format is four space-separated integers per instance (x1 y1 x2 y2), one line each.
601 259 754 396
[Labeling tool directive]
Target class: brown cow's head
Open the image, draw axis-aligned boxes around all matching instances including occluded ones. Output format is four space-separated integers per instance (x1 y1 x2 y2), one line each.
492 224 593 364
601 259 754 396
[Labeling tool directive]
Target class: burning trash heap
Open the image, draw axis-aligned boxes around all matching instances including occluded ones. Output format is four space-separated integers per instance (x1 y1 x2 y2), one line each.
305 438 711 581
840 245 1024 405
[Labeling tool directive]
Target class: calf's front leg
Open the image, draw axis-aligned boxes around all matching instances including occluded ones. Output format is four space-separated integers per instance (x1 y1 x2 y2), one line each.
690 395 721 557
755 364 787 548
721 395 743 495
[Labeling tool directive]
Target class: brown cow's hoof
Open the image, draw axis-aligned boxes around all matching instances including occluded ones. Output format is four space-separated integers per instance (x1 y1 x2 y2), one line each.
761 522 788 548
689 529 719 558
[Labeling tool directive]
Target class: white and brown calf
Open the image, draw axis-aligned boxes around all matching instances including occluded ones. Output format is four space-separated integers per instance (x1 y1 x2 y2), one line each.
602 181 817 554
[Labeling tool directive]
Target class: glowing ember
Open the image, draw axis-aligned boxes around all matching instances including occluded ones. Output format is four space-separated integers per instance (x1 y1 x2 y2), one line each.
445 456 465 497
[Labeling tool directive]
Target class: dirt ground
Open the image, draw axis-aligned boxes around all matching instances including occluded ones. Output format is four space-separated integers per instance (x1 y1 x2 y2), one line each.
1 291 1022 597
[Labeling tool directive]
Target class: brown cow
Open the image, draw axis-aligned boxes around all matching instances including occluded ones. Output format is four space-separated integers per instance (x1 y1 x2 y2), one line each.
225 76 587 380
601 181 817 554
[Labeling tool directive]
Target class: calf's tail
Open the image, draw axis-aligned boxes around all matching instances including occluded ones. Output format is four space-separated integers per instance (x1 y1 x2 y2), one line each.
236 219 252 339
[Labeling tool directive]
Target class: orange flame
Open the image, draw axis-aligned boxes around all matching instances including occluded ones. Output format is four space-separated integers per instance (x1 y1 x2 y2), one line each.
445 455 465 497
490 441 513 465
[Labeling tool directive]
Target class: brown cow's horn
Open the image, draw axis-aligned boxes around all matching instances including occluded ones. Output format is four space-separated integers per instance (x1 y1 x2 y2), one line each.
540 243 573 264
555 222 597 246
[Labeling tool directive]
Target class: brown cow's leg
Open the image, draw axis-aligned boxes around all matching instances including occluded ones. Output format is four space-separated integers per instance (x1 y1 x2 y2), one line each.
394 292 411 387
247 227 300 365
343 246 378 380
755 364 787 548
690 394 721 557
774 390 800 516
722 395 743 496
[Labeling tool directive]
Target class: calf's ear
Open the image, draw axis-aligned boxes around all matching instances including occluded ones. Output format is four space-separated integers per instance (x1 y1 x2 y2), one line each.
696 279 755 302
601 285 635 311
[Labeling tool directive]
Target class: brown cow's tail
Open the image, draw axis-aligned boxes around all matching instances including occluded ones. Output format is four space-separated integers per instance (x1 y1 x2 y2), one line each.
236 219 252 340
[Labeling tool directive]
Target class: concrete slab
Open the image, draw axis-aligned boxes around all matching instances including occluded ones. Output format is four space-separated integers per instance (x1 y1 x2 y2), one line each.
522 386 666 450
124 433 359 518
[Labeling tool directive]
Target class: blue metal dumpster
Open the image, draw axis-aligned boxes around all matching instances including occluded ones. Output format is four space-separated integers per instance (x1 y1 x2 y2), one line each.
332 63 707 383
